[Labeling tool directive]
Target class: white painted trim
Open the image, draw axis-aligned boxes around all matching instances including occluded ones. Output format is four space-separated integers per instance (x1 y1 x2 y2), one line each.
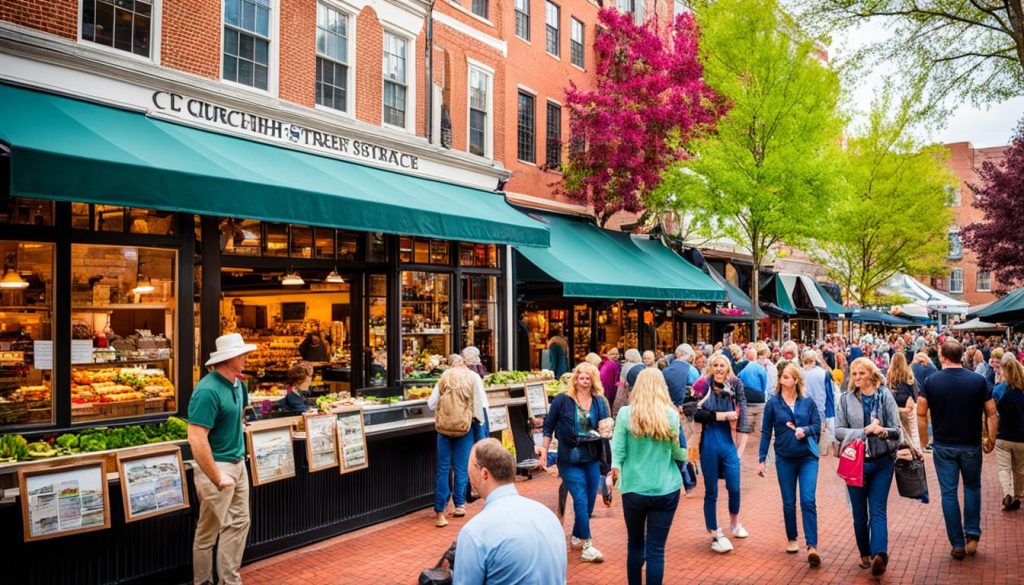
516 83 537 96
381 28 416 133
76 0 163 65
218 0 280 98
504 191 590 216
315 0 357 117
466 57 494 160
445 0 495 28
546 96 563 107
433 11 507 57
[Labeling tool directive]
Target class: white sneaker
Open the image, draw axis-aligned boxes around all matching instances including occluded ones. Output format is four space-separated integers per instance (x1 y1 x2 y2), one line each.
580 540 605 563
711 533 734 554
730 523 749 538
570 536 583 549
786 540 799 553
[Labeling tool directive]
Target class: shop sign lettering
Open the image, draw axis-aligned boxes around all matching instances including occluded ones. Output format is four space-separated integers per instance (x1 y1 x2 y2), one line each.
151 91 419 170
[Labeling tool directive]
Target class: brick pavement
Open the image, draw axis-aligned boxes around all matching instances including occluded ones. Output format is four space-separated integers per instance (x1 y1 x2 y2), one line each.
240 453 1022 584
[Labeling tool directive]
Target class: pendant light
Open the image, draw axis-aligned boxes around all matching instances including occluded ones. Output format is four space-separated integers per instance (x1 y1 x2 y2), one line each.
132 260 155 294
325 268 345 284
0 267 29 289
282 268 305 286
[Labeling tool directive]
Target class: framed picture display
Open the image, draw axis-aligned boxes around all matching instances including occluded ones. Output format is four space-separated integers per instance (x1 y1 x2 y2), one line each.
334 405 368 474
18 458 111 542
487 406 510 432
116 446 189 523
525 383 549 416
303 412 339 472
245 419 297 486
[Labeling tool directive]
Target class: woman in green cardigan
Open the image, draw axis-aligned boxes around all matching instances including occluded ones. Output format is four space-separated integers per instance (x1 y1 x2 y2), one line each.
611 367 687 585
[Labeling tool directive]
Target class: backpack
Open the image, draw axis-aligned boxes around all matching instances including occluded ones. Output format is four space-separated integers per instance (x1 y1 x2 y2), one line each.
435 377 474 437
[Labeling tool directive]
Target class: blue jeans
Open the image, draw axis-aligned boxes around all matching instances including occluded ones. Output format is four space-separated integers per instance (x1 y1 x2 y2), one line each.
622 490 680 585
561 460 602 539
932 443 983 547
434 431 473 513
847 456 895 557
775 455 819 547
700 445 741 531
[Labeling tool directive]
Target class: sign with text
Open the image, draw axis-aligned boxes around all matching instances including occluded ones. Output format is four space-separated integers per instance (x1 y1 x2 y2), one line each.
487 406 510 432
33 341 52 370
526 384 548 417
71 340 94 365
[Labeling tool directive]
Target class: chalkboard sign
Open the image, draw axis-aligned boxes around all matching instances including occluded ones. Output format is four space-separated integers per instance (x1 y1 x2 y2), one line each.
526 384 548 416
282 302 306 322
487 406 510 432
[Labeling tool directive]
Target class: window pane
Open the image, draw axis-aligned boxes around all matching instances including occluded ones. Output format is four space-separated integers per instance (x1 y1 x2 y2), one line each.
366 274 388 387
367 233 387 263
291 225 313 258
546 102 562 168
0 241 54 428
515 0 530 40
264 223 289 257
94 205 126 232
462 275 498 374
545 2 560 55
314 229 335 259
70 245 177 424
82 0 151 57
471 0 488 18
226 0 241 26
220 218 262 256
401 272 451 377
129 208 176 235
0 198 55 226
384 82 406 127
518 92 535 162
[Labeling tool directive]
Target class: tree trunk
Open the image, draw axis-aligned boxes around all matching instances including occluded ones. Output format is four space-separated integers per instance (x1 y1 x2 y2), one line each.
751 254 761 340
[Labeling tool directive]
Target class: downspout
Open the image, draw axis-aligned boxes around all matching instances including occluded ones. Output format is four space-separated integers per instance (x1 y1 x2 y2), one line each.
425 0 435 144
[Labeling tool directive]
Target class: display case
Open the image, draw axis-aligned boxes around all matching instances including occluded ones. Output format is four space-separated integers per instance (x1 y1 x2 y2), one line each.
401 271 451 376
70 360 175 423
573 304 592 364
365 274 388 387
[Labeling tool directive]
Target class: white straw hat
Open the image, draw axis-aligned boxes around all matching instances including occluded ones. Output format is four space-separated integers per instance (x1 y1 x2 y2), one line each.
206 333 258 366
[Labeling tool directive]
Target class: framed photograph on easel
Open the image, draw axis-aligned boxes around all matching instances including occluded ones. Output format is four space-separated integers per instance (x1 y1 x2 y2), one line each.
333 404 368 474
18 458 111 542
116 445 189 523
245 418 297 486
303 412 339 472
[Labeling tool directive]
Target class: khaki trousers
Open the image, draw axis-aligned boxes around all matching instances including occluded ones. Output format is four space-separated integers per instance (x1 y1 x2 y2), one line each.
995 439 1024 498
193 460 251 585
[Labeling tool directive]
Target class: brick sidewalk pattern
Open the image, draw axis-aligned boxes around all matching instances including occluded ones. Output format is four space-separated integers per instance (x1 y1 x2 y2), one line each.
241 453 1022 584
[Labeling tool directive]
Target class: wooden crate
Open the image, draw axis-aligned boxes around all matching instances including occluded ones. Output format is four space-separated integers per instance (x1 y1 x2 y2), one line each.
98 400 145 419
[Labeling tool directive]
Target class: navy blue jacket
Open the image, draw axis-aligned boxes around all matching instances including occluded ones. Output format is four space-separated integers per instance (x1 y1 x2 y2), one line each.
662 360 691 407
758 394 821 463
542 392 609 466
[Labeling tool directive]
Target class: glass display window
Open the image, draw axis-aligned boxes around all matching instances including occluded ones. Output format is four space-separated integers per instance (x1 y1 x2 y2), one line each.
367 232 387 263
290 225 313 258
459 243 498 268
523 308 567 371
366 274 388 387
70 244 177 423
220 218 262 255
401 271 450 377
0 241 54 427
573 304 592 365
72 202 91 229
399 237 450 265
461 275 498 374
0 198 55 226
129 208 176 235
315 229 335 259
264 223 289 257
337 231 359 261
94 205 127 232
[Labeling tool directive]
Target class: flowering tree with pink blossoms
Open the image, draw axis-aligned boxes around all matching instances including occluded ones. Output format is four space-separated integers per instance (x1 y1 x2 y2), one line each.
561 8 727 227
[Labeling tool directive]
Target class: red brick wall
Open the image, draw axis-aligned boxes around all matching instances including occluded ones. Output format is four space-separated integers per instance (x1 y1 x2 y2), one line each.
0 0 76 40
279 0 316 108
161 0 221 79
355 8 383 126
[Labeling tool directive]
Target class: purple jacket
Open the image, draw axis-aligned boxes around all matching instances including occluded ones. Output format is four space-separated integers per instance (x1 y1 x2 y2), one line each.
599 359 621 406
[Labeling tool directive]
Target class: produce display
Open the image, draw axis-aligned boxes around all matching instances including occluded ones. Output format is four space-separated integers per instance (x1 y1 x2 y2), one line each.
404 386 433 400
246 339 302 370
0 383 51 404
483 370 555 387
0 416 189 463
71 367 174 404
544 380 567 397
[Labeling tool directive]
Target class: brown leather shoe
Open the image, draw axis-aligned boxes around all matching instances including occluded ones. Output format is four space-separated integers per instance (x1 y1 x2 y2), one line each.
870 555 886 576
966 536 979 556
859 556 870 569
951 547 966 560
807 548 821 567
435 513 449 527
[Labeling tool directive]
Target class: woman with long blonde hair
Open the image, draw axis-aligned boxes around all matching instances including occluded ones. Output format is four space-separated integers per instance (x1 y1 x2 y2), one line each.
611 368 686 584
538 362 612 562
994 357 1024 511
887 352 921 449
694 352 752 553
757 363 822 566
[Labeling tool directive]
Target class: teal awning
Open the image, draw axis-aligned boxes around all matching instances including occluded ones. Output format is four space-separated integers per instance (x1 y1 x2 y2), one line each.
813 281 846 318
969 288 1024 322
515 212 725 301
0 83 548 247
760 274 797 316
705 265 765 319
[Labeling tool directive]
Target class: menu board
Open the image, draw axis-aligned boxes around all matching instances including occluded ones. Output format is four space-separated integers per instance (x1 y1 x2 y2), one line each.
19 459 111 542
33 340 53 370
487 406 510 432
71 340 94 364
303 413 339 472
526 384 548 416
117 446 189 523
335 406 368 474
245 420 297 486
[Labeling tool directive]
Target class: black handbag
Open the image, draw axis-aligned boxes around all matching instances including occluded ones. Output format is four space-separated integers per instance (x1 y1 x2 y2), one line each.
419 541 457 585
894 458 929 503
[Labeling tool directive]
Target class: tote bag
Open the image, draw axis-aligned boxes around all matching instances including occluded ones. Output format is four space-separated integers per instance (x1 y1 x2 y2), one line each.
837 438 865 487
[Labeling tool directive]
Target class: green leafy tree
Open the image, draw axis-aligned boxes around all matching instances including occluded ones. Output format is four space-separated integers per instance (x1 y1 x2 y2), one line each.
653 0 844 338
801 0 1024 107
811 90 956 305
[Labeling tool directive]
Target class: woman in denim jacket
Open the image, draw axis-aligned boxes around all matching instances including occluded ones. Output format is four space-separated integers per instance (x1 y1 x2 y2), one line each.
834 357 901 577
694 352 752 553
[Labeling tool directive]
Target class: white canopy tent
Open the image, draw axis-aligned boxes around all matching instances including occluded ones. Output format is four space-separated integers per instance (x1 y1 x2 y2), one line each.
952 317 1005 333
881 273 968 316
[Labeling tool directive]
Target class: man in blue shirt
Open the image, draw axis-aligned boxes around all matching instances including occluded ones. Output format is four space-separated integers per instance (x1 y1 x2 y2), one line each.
663 344 694 407
738 346 768 461
454 439 566 585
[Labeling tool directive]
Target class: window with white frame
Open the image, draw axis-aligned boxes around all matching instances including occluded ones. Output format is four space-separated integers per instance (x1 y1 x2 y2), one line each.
223 0 271 90
545 2 560 56
946 184 961 206
977 271 991 292
515 0 530 40
468 66 491 157
471 0 488 19
949 268 964 294
948 230 963 259
383 32 409 128
570 18 584 68
617 0 644 23
81 0 155 58
316 3 349 112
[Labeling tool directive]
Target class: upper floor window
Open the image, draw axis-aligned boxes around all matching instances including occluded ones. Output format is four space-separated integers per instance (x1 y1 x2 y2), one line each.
949 268 964 294
948 230 963 260
518 92 536 163
515 0 530 40
545 102 562 168
471 0 488 19
81 0 154 58
316 3 350 112
570 18 584 68
468 66 492 157
383 32 409 128
223 0 271 90
977 271 991 292
946 184 961 206
617 0 644 23
545 2 560 56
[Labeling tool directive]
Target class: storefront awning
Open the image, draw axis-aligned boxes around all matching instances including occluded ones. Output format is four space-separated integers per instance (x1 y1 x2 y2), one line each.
0 83 548 248
759 274 797 316
705 265 765 319
515 212 725 301
968 287 1024 322
813 281 846 319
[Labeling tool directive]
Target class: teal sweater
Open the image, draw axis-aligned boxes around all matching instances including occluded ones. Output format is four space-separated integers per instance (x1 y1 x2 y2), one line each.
611 405 684 496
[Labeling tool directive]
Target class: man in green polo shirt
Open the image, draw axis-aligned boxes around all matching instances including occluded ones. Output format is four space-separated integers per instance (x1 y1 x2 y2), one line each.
188 333 256 585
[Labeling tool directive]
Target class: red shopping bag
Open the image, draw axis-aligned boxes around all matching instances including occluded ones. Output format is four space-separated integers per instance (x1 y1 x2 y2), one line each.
837 438 865 487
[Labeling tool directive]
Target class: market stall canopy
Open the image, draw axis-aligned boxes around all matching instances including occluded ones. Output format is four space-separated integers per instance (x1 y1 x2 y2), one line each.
705 264 766 319
847 308 914 327
775 274 844 319
759 273 797 316
968 287 1024 322
514 212 725 301
0 83 549 248
893 302 930 319
951 317 1005 333
813 281 846 319
881 273 968 315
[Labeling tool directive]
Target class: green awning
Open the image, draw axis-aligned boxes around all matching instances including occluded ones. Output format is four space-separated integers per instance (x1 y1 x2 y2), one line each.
813 281 846 318
761 274 797 315
969 288 1024 322
515 212 724 301
705 265 765 319
0 83 548 247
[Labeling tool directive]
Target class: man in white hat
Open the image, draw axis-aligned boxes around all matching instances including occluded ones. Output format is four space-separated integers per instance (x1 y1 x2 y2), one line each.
188 333 257 585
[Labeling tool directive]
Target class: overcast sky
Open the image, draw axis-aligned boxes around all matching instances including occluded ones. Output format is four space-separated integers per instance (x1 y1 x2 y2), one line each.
825 19 1023 148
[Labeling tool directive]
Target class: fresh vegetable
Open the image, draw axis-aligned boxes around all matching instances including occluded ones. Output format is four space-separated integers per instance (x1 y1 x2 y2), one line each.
484 370 531 386
26 441 59 458
124 425 150 447
55 434 79 451
0 434 29 462
78 429 108 452
316 395 339 412
164 417 189 440
106 428 127 450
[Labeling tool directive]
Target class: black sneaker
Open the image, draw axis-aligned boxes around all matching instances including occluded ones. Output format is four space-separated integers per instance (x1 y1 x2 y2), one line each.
1012 499 1022 511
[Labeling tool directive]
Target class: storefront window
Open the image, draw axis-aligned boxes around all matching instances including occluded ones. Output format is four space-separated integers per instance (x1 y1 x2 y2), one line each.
315 229 335 259
462 275 498 373
0 198 54 226
94 205 127 232
523 308 567 371
399 237 451 265
338 231 359 261
291 225 313 258
264 223 289 257
70 244 177 423
459 243 498 268
402 271 450 377
220 218 262 255
0 241 54 427
129 208 176 235
573 304 591 365
72 202 90 229
366 274 388 386
367 233 387 263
